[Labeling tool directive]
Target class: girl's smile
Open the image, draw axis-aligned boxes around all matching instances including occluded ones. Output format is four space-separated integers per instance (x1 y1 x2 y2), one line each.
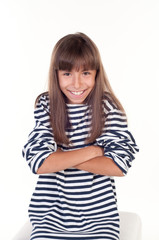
58 69 96 104
70 90 85 95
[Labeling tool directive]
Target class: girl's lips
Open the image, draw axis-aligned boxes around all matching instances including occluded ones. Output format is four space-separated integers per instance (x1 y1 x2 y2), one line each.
67 90 86 96
70 90 84 95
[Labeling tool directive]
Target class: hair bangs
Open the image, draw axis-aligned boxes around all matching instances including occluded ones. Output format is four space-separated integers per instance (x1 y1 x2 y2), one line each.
55 38 99 72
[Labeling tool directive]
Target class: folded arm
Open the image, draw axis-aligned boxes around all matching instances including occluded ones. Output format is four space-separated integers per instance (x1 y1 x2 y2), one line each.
37 146 103 174
37 146 123 176
75 156 124 176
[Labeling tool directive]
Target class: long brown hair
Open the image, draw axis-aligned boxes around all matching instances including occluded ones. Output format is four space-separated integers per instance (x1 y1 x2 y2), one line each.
38 33 125 145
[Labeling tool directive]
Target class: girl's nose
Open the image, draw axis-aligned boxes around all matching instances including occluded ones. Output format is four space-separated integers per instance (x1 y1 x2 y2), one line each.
73 73 81 89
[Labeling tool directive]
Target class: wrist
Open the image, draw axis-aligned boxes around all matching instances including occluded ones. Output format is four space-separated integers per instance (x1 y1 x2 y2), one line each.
88 145 103 159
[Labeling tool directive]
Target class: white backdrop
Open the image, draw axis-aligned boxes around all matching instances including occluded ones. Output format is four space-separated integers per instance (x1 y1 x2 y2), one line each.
0 0 159 239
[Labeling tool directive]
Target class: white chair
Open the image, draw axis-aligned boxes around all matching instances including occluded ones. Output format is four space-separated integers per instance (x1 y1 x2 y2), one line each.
13 221 32 240
119 211 142 240
13 211 142 240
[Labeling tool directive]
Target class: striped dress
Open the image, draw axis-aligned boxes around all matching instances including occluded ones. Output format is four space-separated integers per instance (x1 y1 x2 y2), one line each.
23 93 139 240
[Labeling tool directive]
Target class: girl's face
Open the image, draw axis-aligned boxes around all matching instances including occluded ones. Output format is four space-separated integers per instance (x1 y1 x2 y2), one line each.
58 69 96 104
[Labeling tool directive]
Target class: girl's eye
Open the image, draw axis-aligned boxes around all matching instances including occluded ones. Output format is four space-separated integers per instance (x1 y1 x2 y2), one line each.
63 72 71 76
83 71 90 76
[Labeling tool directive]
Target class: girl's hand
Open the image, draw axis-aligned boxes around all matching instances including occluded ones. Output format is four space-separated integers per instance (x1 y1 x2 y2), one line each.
87 145 104 158
57 146 103 157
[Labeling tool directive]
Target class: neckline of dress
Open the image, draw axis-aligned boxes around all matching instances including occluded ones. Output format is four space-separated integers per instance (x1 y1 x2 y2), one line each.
66 103 87 107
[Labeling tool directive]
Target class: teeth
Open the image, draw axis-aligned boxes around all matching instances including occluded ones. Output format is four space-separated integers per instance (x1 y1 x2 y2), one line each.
71 91 84 95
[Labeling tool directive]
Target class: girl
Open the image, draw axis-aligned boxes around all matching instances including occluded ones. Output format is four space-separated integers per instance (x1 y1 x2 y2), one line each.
23 32 139 240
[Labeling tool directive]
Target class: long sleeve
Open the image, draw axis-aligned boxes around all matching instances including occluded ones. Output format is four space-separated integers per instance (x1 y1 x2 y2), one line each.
96 98 139 175
22 94 57 174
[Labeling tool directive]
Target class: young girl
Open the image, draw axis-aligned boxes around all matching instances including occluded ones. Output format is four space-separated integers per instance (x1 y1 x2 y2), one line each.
23 32 139 240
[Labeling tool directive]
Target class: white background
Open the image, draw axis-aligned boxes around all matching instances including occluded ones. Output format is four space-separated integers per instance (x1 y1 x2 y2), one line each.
0 0 159 239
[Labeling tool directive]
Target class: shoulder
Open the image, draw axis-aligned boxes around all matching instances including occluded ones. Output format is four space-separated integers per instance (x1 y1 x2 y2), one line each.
34 92 51 124
102 92 126 118
35 92 50 112
102 92 118 112
102 93 128 129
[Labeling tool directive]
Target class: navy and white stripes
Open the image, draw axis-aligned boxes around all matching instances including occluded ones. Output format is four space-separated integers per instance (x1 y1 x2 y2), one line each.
23 93 139 240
